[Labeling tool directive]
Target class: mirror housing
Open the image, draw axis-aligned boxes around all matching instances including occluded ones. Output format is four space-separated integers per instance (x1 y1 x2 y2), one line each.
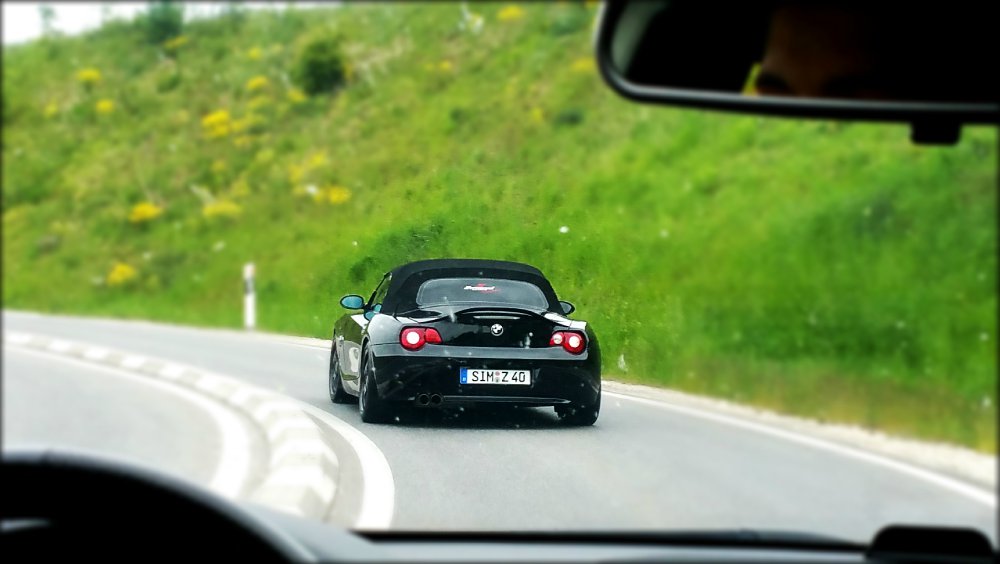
340 295 364 310
559 301 575 316
594 1 999 144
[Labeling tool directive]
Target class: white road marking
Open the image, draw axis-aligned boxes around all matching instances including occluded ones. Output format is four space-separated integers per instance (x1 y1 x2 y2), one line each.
48 339 73 352
265 418 318 442
120 355 146 369
252 401 303 422
5 332 32 345
296 402 396 529
228 386 265 407
83 347 110 361
606 391 997 508
6 346 253 500
283 343 330 351
271 438 340 467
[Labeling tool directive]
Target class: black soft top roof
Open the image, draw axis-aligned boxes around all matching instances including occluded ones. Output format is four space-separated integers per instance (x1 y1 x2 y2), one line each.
382 259 559 314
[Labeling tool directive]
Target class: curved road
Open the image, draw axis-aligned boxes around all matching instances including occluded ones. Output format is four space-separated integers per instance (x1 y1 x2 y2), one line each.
3 311 995 544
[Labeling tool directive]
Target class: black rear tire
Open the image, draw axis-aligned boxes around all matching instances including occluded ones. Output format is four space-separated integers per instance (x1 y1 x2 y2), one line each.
555 392 600 426
328 347 355 404
358 348 391 424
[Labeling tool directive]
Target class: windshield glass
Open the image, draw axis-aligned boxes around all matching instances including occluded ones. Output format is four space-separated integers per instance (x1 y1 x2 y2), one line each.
416 278 549 309
2 0 995 549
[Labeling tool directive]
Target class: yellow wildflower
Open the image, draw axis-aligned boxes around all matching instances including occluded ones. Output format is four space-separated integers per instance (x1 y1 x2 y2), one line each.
95 99 115 115
530 107 544 123
307 151 327 170
43 102 59 118
128 202 163 224
288 164 305 184
247 46 262 60
287 88 307 104
245 75 269 92
497 5 525 21
163 35 189 51
107 262 138 286
76 68 102 85
321 186 352 205
438 60 454 73
201 109 232 139
570 57 596 73
211 160 227 174
202 109 231 127
202 200 242 219
205 124 230 139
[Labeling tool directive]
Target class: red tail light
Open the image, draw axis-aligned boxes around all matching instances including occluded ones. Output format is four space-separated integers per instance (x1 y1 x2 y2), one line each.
550 331 586 354
400 327 442 350
424 328 442 344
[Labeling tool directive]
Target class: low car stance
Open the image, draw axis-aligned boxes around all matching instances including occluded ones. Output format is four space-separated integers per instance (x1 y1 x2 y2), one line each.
328 259 601 425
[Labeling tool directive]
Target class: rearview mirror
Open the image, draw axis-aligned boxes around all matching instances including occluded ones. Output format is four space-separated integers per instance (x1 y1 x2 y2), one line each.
595 1 999 144
559 301 575 315
340 295 364 310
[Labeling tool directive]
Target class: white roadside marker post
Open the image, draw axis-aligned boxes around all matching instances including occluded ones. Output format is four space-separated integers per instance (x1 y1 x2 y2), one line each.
244 262 256 331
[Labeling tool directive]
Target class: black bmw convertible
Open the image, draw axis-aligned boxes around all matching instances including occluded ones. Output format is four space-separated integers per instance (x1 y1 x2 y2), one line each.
328 259 601 425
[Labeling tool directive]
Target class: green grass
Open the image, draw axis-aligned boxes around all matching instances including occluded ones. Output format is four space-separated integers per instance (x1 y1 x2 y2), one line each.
3 3 996 451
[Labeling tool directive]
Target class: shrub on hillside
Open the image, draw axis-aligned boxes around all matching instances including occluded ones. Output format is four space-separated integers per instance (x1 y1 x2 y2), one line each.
291 34 347 96
144 1 184 46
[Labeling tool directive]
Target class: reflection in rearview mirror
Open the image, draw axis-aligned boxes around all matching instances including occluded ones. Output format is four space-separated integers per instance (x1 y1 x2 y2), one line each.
604 1 997 104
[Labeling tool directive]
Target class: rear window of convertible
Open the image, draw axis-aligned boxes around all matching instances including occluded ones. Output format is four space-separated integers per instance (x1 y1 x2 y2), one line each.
416 278 549 309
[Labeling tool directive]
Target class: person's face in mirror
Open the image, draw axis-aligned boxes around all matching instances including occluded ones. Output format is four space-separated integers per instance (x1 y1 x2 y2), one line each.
753 3 894 100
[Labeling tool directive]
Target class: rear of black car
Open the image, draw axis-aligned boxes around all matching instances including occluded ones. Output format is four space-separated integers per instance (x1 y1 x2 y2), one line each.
367 273 601 415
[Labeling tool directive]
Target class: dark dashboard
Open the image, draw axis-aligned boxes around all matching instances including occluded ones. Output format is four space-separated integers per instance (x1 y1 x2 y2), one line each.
2 449 994 563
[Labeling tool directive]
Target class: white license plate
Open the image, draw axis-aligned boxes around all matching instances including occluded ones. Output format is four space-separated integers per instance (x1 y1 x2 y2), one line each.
460 368 531 385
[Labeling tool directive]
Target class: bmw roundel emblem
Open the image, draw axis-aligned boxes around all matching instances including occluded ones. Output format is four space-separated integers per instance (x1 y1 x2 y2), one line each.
490 324 504 336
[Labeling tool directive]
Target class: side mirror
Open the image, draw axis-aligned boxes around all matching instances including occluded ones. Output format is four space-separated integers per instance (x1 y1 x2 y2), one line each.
595 0 999 144
559 301 575 315
363 304 381 321
340 295 364 310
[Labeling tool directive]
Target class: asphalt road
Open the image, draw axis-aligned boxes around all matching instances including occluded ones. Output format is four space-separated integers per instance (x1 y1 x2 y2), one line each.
3 345 267 498
3 311 996 544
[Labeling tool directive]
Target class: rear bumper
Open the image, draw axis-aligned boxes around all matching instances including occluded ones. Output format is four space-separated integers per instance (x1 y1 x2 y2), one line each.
369 344 601 407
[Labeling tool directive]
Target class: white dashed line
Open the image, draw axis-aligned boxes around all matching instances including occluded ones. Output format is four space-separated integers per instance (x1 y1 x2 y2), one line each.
7 347 253 500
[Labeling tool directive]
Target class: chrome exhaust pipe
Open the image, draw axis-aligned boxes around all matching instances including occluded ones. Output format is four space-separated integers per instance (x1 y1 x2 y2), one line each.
429 394 443 406
416 393 430 406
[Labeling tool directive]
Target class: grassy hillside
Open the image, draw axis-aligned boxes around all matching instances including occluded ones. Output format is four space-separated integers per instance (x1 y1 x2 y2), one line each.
3 3 996 450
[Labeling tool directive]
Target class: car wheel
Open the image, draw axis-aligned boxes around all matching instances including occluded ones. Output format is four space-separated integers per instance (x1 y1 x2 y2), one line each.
555 392 600 426
328 346 356 404
358 348 391 424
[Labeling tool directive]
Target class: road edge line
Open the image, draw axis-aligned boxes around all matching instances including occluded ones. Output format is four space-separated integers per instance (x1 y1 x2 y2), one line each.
605 391 996 508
